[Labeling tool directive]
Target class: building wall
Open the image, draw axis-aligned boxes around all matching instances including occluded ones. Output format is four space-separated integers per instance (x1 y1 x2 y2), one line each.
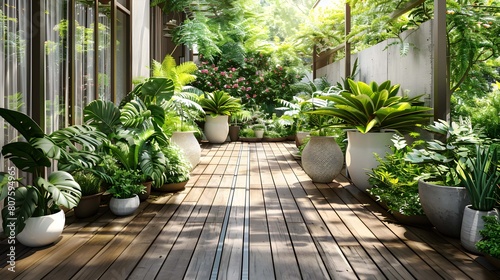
317 20 434 104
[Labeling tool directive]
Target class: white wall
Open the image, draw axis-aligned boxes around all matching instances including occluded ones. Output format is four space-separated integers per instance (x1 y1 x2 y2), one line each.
317 20 434 104
132 0 151 79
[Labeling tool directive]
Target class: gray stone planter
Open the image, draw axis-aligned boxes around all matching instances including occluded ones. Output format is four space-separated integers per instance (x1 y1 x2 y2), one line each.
418 180 470 238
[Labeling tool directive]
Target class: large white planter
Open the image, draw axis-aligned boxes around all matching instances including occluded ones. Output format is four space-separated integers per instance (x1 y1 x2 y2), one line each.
17 210 65 247
418 180 470 238
302 136 344 183
171 131 201 169
345 131 394 191
109 195 140 216
461 206 498 254
204 115 229 144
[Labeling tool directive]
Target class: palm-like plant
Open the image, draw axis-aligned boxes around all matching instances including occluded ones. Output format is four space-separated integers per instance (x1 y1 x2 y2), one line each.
311 79 433 133
456 145 500 211
152 54 198 93
0 109 103 234
198 90 242 117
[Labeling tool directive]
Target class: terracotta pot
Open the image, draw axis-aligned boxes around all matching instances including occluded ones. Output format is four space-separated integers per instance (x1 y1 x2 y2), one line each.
139 181 152 201
158 181 188 192
74 192 103 219
229 125 240 141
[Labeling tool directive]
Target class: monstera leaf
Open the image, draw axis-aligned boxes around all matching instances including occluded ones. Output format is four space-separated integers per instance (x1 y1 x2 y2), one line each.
1 185 39 235
37 171 81 211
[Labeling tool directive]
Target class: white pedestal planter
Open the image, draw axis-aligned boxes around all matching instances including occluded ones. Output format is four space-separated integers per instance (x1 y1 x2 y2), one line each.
345 131 394 191
171 131 201 169
17 210 65 247
418 180 470 238
461 206 498 254
204 115 229 144
302 136 344 183
109 195 140 216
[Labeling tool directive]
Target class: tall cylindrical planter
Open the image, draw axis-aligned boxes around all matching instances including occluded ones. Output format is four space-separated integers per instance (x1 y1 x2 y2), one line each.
345 131 394 191
229 125 240 142
171 131 201 169
418 180 470 238
204 115 229 144
16 210 66 247
461 206 498 254
301 136 344 183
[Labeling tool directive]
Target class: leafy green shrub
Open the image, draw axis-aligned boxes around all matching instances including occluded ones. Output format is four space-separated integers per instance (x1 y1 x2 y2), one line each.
476 216 500 258
368 134 432 216
162 144 191 184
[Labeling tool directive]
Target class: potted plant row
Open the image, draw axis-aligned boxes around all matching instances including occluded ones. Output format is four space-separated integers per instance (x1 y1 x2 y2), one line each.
0 109 105 247
310 78 433 191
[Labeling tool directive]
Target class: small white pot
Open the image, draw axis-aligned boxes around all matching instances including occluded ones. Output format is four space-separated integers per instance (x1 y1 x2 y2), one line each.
254 129 264 138
461 206 498 254
16 210 66 247
109 195 140 216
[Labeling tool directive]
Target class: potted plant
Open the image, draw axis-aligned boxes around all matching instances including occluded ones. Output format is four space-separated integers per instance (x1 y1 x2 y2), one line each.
198 90 242 143
0 109 101 247
476 215 500 268
84 98 169 200
367 134 433 226
456 145 500 253
72 171 103 219
158 144 192 192
406 118 482 237
229 110 252 141
310 79 433 191
252 123 266 138
107 168 146 216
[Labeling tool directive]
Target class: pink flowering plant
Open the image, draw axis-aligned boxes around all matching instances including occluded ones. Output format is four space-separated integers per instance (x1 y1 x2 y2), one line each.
192 52 303 112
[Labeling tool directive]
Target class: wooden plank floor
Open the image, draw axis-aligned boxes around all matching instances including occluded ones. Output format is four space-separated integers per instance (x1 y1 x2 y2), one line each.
1 141 499 279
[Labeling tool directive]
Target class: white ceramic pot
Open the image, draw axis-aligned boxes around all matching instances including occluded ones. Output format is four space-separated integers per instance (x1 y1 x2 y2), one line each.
461 206 498 254
254 129 264 138
418 180 470 238
109 195 140 216
171 131 201 169
345 131 394 191
16 210 65 247
302 136 344 183
204 115 229 144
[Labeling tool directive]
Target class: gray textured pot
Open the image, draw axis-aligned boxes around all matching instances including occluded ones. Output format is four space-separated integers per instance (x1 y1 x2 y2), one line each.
461 206 498 254
301 136 344 183
418 180 470 238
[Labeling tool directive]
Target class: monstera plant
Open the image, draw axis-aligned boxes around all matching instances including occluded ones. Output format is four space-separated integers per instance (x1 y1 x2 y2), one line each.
0 109 103 246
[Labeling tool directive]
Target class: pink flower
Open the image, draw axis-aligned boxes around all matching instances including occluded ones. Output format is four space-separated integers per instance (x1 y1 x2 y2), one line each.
245 94 250 99
231 68 236 72
220 71 226 76
232 84 238 88
201 69 209 74
246 87 252 91
214 66 218 71
253 94 257 98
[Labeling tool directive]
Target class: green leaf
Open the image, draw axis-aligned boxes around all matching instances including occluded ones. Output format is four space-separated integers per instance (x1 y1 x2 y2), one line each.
0 108 44 141
38 171 82 210
84 100 121 135
2 186 39 234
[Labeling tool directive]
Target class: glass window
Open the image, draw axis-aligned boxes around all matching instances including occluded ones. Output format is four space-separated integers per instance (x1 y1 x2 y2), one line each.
0 0 30 171
98 5 112 101
115 9 130 102
45 0 69 131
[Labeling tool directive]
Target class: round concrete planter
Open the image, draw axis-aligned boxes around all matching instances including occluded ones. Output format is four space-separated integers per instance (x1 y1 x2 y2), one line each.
204 115 229 144
418 180 470 238
301 136 344 183
461 206 498 254
109 195 140 216
345 131 394 191
17 210 65 247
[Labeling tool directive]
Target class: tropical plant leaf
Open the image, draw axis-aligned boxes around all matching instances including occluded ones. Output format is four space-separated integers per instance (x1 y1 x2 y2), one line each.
38 171 81 210
84 100 122 135
2 142 52 173
0 108 44 141
2 186 39 234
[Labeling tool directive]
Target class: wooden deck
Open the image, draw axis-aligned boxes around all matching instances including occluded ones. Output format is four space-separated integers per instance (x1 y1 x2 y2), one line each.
1 141 499 279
